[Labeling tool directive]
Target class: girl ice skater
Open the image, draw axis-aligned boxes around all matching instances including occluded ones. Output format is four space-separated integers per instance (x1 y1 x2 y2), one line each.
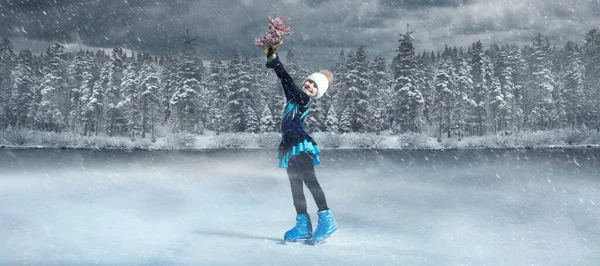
265 47 338 245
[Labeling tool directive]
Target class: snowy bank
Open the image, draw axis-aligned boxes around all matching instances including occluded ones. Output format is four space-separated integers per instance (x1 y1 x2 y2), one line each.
1 128 599 150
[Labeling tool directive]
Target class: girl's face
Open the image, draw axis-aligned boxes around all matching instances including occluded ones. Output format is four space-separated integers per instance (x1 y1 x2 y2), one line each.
302 80 318 98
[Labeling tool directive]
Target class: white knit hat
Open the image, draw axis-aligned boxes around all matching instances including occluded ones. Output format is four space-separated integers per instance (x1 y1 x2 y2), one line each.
303 71 331 99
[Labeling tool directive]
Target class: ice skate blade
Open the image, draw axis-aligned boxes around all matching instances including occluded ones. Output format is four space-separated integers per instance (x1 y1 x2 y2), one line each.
284 238 312 244
311 227 340 246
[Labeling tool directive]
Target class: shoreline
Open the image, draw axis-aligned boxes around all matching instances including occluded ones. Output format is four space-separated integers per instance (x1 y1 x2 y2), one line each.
2 144 599 151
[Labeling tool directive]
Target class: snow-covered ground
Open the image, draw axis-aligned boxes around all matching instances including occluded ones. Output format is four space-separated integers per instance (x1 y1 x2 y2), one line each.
1 148 599 265
1 128 599 151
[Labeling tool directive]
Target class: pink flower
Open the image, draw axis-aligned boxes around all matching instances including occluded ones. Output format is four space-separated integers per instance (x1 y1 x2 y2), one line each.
255 16 293 48
269 17 293 37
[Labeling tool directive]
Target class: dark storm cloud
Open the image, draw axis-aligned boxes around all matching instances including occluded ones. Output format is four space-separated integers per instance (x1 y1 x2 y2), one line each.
379 0 473 9
305 0 332 7
1 0 600 68
0 0 172 48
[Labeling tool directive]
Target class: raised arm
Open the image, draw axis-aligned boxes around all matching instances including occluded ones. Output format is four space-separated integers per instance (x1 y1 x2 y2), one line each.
266 52 311 106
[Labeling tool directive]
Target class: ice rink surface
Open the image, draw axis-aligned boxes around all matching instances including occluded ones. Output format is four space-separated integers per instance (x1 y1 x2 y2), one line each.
1 148 599 265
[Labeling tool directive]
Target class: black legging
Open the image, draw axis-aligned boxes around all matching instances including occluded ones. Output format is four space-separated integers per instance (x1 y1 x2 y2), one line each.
286 152 328 214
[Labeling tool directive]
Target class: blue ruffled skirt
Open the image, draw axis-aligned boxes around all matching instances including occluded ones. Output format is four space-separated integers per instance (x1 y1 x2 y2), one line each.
277 139 321 168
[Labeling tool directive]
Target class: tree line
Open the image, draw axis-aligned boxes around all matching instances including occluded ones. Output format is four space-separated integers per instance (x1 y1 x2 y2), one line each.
1 29 599 141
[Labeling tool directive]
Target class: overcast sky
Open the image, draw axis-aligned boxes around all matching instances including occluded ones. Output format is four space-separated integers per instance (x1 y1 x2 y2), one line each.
1 0 600 69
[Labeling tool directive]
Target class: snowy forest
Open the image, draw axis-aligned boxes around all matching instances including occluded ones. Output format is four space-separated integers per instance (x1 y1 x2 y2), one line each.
1 29 599 143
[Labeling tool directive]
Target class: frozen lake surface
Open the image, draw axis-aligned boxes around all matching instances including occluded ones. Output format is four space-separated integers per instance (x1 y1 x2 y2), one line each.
1 148 599 265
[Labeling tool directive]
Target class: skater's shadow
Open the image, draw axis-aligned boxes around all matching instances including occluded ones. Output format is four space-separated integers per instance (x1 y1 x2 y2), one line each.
194 229 288 245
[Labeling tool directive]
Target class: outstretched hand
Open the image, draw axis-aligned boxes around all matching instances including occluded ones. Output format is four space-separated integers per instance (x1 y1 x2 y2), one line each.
266 46 277 58
265 46 280 69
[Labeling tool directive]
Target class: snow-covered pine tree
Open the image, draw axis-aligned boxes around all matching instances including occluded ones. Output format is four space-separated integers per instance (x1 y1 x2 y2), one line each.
88 72 106 136
342 46 371 132
170 33 204 133
224 49 253 132
121 61 142 138
583 29 600 130
548 45 566 129
392 30 424 133
159 57 178 125
0 38 16 129
432 58 456 139
469 40 489 135
170 77 200 133
394 75 425 134
38 43 67 132
259 105 276 132
372 106 385 135
305 101 326 133
205 58 226 133
79 64 96 136
245 55 268 128
331 50 351 114
77 50 101 134
562 41 585 127
492 46 515 133
420 50 437 129
370 54 391 133
105 47 126 136
454 56 473 139
483 48 497 134
338 105 352 133
10 49 35 128
324 105 339 133
488 76 504 134
65 50 88 133
504 44 527 132
139 63 161 139
392 29 417 81
284 49 307 85
245 104 259 133
526 33 555 130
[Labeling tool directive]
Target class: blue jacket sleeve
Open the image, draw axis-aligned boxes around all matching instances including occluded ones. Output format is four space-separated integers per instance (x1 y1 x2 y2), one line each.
270 55 311 107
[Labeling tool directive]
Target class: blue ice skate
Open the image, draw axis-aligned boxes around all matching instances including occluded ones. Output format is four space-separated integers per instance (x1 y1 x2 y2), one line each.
284 214 313 243
312 209 338 245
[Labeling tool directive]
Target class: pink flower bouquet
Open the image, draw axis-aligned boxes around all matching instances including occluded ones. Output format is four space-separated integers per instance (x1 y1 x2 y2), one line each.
255 16 293 49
